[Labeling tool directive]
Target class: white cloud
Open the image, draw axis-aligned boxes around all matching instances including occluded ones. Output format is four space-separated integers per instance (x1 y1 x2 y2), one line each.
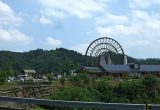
37 0 113 24
0 1 32 46
96 13 128 25
39 16 52 24
96 10 160 58
129 0 160 8
0 1 22 27
97 10 160 38
40 9 66 19
128 40 150 46
70 43 89 54
46 37 62 46
0 28 32 44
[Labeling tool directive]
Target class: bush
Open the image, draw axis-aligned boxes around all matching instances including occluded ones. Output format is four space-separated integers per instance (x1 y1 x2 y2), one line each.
142 75 160 100
0 72 5 83
69 75 83 87
50 87 93 102
47 73 54 82
59 76 65 89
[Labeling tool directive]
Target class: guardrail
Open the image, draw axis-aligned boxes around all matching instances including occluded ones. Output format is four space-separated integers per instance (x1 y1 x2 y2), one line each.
0 96 160 110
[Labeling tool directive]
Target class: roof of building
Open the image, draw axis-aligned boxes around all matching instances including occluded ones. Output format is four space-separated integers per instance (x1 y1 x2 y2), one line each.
82 66 102 70
23 69 36 73
100 64 160 73
77 66 102 73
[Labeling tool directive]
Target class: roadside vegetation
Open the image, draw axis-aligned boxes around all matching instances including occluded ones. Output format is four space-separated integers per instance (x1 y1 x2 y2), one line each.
1 73 160 109
0 82 19 89
35 74 160 110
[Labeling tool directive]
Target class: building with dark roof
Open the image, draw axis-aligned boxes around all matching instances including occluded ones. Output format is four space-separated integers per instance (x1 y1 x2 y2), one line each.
77 63 160 77
76 66 104 77
100 63 160 74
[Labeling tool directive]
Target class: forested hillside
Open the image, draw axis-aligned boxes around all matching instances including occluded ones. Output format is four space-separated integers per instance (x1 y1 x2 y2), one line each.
0 48 160 76
0 48 85 76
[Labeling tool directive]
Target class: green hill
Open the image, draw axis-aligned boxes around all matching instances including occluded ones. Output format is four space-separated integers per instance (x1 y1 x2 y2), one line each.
0 48 85 76
0 48 160 76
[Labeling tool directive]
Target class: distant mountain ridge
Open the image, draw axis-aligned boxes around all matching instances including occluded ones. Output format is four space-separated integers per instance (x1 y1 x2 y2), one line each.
0 48 160 76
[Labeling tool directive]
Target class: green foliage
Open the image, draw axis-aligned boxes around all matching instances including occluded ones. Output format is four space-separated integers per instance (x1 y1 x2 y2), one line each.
69 74 91 87
47 73 54 82
50 87 93 102
0 82 19 89
78 73 91 84
142 75 160 99
0 71 6 83
1 48 160 106
101 76 113 81
0 49 160 76
38 75 160 110
115 80 145 103
69 75 83 87
93 77 116 102
59 76 65 89
0 71 5 83
142 74 159 90
49 75 160 104
0 48 85 76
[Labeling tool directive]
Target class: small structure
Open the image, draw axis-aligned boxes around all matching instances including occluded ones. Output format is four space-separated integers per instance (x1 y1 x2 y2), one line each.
70 69 77 76
22 69 37 77
77 67 102 73
17 75 30 82
57 74 62 80
77 66 103 77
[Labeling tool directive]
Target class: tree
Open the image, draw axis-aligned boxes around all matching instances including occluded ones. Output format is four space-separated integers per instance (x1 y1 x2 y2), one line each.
50 87 93 102
6 69 14 77
59 76 65 89
1 49 160 77
0 71 5 83
115 80 144 103
47 73 53 82
78 73 90 84
69 75 83 87
142 75 159 97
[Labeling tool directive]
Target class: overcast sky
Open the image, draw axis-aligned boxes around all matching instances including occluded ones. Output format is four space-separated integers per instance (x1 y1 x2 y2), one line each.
0 0 160 58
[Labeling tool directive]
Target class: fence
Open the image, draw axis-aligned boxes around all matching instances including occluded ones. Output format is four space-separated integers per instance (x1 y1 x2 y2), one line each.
1 96 160 110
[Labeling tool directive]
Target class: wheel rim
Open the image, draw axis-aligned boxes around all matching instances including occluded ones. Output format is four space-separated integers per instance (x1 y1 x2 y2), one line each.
85 37 124 66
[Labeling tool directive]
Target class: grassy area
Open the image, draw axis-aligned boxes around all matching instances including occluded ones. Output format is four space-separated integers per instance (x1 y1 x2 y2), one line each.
0 82 19 89
0 80 64 90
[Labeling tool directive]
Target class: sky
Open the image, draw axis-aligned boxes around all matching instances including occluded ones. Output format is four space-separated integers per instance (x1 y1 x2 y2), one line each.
0 0 160 58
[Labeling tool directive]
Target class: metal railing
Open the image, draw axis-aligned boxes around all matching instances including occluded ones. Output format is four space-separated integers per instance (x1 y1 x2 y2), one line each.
0 96 160 110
